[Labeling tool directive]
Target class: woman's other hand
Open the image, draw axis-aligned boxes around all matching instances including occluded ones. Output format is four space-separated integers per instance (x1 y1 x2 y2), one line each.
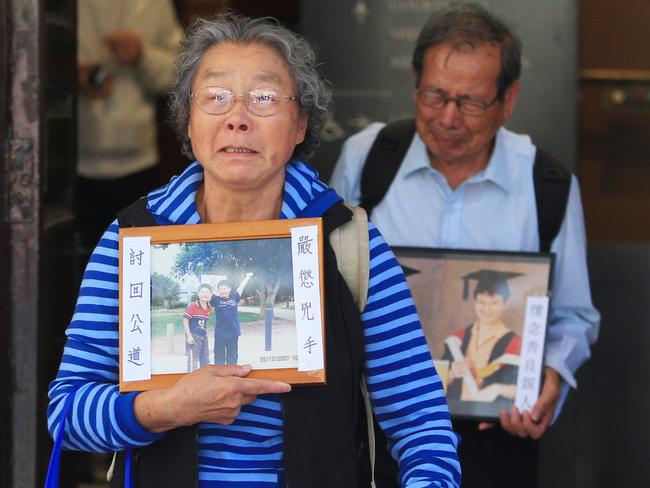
134 364 291 432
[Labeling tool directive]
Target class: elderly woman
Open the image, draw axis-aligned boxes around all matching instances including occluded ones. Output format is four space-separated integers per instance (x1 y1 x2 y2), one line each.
47 13 460 488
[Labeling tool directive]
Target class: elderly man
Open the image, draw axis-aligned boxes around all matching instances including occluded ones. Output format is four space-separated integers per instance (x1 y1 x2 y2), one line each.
330 3 599 487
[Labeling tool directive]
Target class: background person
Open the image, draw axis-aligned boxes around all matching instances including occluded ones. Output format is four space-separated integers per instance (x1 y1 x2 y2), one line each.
184 283 214 372
48 13 460 487
76 0 183 247
330 3 599 487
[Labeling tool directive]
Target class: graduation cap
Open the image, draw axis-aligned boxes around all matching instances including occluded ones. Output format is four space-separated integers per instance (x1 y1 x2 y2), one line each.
461 269 524 301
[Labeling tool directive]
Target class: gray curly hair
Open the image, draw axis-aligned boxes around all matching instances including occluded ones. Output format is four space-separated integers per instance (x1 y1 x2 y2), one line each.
168 12 332 162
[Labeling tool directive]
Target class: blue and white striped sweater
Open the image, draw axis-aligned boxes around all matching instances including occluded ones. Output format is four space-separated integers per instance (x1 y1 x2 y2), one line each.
48 161 461 487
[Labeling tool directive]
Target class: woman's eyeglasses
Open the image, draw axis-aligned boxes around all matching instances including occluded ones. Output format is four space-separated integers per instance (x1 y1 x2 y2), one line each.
191 87 297 117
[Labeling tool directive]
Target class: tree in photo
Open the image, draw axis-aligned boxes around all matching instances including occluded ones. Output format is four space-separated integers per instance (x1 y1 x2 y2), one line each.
151 272 181 308
171 238 293 316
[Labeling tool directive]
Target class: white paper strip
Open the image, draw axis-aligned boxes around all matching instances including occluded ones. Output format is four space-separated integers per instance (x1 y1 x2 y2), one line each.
515 296 549 412
291 225 324 371
122 237 152 381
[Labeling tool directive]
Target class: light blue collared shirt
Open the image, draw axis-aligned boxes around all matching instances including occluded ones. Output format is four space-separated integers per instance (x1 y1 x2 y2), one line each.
330 123 600 414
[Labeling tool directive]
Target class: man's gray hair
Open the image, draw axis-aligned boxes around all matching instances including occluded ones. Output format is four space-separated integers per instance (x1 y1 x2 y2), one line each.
169 12 332 162
412 3 521 100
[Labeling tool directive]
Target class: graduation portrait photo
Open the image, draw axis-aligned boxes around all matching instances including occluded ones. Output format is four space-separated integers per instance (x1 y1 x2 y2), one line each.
394 248 554 420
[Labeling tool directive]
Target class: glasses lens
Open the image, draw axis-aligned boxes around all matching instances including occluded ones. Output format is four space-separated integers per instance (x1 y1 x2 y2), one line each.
195 87 232 115
192 87 292 116
458 100 486 116
418 89 445 108
247 89 280 116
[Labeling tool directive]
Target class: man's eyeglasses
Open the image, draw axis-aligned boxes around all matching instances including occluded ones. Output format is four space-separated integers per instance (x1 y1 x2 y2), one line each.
191 87 297 117
415 88 500 116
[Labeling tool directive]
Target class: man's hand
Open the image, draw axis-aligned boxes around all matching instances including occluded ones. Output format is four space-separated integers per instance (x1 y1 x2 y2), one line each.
134 364 291 433
478 367 561 439
105 31 143 64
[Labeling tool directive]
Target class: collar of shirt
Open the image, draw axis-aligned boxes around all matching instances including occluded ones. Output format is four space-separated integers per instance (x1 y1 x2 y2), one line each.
399 127 514 194
145 160 336 225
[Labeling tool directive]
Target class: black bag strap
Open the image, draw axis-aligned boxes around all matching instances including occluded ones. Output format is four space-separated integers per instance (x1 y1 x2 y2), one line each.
113 197 197 488
533 148 572 253
359 119 416 216
117 197 157 228
360 120 571 253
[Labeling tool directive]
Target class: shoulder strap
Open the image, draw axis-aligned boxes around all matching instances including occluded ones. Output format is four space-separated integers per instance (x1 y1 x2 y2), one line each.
359 119 416 216
328 205 369 312
117 197 157 228
533 148 572 253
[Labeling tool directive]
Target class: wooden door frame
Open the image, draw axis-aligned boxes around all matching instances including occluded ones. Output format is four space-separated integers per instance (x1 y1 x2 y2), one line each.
2 1 42 487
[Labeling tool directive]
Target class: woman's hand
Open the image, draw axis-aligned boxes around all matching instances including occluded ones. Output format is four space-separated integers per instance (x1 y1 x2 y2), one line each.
449 358 475 382
134 365 291 433
186 334 195 345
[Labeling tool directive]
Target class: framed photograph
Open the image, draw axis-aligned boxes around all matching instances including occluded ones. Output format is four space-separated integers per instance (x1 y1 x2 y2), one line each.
118 218 326 392
394 248 554 421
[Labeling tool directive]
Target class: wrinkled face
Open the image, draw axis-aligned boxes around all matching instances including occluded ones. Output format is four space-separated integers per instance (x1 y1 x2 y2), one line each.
188 42 308 192
474 292 507 325
217 284 231 299
198 287 212 303
414 42 519 168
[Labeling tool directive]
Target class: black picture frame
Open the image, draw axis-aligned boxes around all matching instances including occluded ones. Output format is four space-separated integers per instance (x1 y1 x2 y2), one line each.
393 247 554 421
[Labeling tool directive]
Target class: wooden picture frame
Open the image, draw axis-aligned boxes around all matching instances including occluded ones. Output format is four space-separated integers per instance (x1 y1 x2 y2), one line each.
394 247 555 421
119 218 326 392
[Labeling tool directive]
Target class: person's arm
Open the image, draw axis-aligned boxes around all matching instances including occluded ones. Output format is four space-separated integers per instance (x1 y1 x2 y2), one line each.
236 272 253 296
543 177 600 405
47 222 290 452
362 222 460 487
47 222 164 452
182 314 194 344
106 0 183 95
496 177 600 438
